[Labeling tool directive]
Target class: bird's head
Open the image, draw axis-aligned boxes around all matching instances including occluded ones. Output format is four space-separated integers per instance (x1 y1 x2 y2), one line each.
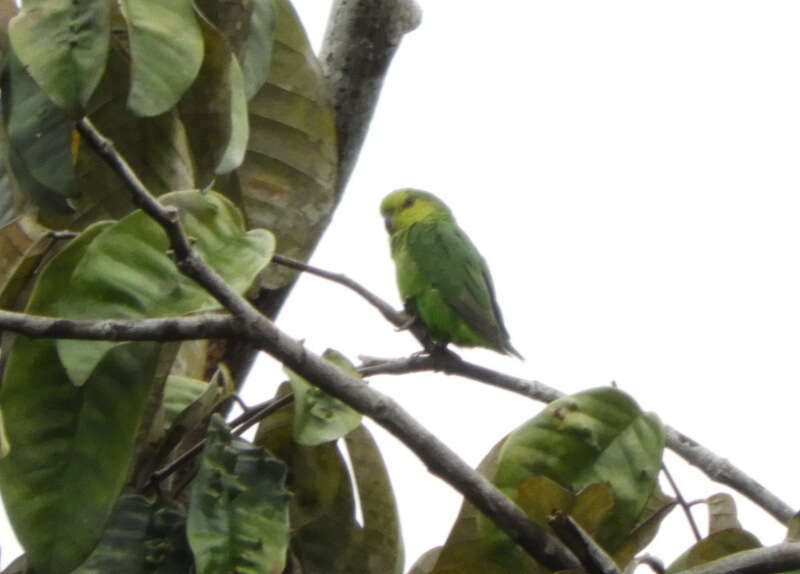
380 188 454 234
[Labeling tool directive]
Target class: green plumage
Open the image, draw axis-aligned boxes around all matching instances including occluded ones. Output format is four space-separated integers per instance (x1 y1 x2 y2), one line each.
380 188 521 358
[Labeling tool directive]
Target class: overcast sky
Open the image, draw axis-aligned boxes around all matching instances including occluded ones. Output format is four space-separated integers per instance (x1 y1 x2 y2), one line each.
4 1 800 570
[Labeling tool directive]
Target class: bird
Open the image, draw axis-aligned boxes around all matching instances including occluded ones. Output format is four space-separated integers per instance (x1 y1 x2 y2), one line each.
380 188 522 359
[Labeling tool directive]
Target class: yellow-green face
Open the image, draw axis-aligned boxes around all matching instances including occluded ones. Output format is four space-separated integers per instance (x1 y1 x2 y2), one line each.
380 188 454 234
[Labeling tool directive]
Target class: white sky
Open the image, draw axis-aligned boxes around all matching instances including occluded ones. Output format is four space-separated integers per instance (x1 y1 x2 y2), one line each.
4 1 800 571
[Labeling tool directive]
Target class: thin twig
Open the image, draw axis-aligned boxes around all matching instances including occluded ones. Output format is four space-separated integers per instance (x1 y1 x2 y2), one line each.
272 254 408 326
661 462 702 541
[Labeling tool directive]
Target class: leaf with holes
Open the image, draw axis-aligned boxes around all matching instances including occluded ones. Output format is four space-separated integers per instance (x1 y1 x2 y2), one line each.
287 349 362 446
187 415 290 574
71 493 192 573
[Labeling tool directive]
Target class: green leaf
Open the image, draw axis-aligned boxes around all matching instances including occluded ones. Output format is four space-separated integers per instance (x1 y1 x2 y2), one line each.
0 221 169 574
242 0 275 100
612 484 676 567
2 48 75 209
215 54 249 175
255 383 350 530
187 415 290 574
161 375 211 428
0 215 54 309
8 0 110 113
72 493 192 573
255 388 403 574
121 0 204 117
665 528 761 573
492 387 664 552
224 0 337 289
287 349 362 446
179 13 249 187
570 482 616 536
340 424 405 574
53 189 274 385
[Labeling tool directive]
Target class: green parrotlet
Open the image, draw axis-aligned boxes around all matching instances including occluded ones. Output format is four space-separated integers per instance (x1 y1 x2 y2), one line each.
380 188 522 358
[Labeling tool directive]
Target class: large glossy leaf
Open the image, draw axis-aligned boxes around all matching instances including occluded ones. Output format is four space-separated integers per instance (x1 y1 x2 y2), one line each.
0 223 175 574
72 493 192 573
228 0 337 288
242 0 275 99
121 0 203 117
8 0 110 113
340 424 404 574
288 349 362 446
178 13 248 187
53 189 274 385
187 415 290 574
2 49 75 210
490 387 664 555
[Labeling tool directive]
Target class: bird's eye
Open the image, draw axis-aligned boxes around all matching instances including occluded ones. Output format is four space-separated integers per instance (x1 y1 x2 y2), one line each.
402 196 416 209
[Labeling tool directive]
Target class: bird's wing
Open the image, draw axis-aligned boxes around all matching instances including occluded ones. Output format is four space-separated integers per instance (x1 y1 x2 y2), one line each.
406 222 511 346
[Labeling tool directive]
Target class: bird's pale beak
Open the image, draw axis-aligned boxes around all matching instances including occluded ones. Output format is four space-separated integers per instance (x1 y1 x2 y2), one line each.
384 214 394 233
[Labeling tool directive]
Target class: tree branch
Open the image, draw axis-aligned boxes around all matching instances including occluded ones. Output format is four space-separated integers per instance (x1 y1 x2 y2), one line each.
547 512 621 574
677 543 800 574
74 119 581 572
320 0 422 195
663 427 795 523
272 254 408 326
0 309 238 341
